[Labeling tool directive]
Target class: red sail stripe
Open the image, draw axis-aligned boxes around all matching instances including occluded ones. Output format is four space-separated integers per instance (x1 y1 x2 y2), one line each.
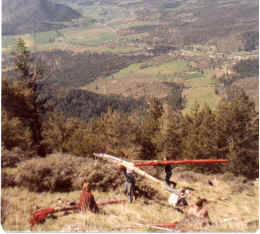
153 222 177 228
134 159 228 167
98 200 125 206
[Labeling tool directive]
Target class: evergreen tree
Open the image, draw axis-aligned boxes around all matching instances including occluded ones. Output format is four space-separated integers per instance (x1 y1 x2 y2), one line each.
88 108 140 159
2 38 50 156
137 97 164 160
181 103 220 173
215 87 258 178
2 109 32 150
155 105 186 161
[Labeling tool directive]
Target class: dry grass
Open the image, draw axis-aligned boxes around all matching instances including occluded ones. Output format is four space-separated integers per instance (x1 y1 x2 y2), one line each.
81 58 189 101
82 78 178 100
182 86 221 112
2 168 258 232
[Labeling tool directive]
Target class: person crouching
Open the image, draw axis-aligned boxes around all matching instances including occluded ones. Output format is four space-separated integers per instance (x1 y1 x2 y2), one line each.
79 182 99 213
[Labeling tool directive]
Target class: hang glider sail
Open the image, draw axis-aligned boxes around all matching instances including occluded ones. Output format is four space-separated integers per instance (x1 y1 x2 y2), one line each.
93 153 228 196
133 159 228 167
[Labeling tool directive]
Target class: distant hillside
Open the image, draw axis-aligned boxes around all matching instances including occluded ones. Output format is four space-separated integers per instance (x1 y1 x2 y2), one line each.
2 0 81 35
3 50 149 89
55 89 147 122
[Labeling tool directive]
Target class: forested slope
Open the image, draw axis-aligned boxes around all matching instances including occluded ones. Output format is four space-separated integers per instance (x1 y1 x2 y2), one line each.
2 0 81 35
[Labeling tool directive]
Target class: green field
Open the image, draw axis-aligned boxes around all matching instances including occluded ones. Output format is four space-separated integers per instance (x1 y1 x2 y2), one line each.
2 0 258 114
111 60 189 80
3 26 119 52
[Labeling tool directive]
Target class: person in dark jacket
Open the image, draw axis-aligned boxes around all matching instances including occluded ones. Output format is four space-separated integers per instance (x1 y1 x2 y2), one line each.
119 165 136 202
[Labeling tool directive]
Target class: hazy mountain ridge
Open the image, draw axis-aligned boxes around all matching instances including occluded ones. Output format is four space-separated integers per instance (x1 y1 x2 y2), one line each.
2 0 81 35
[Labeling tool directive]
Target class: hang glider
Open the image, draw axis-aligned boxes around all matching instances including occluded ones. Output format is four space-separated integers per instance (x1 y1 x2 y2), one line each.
93 153 228 196
133 159 228 167
94 153 166 186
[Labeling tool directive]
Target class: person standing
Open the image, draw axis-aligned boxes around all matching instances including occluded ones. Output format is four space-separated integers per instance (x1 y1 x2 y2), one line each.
165 164 172 186
119 165 136 202
164 157 176 188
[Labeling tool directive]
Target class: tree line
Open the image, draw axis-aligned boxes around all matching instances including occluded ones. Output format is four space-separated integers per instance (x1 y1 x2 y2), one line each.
4 49 149 91
2 39 259 179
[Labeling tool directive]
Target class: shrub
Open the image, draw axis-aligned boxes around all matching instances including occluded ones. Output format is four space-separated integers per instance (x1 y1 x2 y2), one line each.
1 147 35 168
15 153 84 192
11 152 162 199
2 168 17 188
1 198 12 224
14 153 122 192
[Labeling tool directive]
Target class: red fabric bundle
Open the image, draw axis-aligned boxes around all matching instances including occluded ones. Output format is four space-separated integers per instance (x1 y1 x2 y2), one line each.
29 208 55 226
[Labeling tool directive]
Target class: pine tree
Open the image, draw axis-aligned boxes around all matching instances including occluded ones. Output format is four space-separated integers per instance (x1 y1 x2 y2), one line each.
137 97 164 160
156 107 185 161
215 87 258 178
181 103 221 173
3 38 51 156
2 109 32 150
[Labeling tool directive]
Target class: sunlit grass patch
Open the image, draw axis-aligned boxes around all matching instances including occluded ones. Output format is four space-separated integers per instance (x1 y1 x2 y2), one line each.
60 27 118 46
182 69 220 112
113 60 189 80
183 72 203 80
183 86 221 113
139 60 188 76
3 31 58 53
185 73 214 87
121 20 159 28
113 63 141 79
33 31 58 44
2 35 18 50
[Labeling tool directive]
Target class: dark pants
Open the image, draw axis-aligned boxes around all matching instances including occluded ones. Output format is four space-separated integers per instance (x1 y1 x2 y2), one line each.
123 182 136 202
176 197 188 206
165 173 172 186
166 172 177 188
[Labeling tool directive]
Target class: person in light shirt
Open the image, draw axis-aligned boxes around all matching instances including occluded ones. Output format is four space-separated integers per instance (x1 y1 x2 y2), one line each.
119 165 137 202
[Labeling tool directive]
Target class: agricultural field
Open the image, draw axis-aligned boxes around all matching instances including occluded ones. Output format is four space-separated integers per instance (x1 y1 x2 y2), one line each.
6 0 257 113
82 53 223 111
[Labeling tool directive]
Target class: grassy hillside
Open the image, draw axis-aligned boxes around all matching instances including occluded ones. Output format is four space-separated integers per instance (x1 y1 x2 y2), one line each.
2 154 258 232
